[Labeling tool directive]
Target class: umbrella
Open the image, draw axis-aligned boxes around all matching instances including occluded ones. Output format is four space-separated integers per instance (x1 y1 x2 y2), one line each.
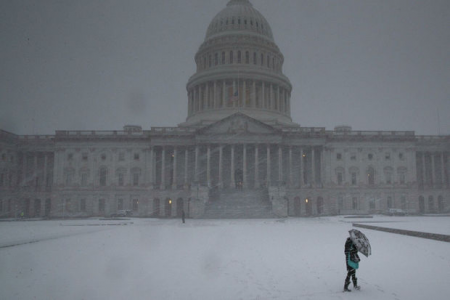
349 229 372 257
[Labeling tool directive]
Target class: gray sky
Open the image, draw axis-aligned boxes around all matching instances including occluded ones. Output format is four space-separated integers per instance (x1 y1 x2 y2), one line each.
1 0 449 136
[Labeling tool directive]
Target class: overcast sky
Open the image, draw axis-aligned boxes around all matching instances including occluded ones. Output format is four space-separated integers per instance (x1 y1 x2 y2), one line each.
1 0 449 136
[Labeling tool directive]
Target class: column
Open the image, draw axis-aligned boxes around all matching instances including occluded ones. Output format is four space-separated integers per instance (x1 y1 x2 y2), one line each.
243 80 246 107
207 145 211 187
160 147 165 189
289 147 293 187
312 147 316 186
266 144 271 186
278 145 283 183
22 152 27 186
243 144 247 188
184 148 189 188
254 145 259 188
421 152 426 185
262 82 265 109
34 153 38 187
231 145 235 188
222 81 226 108
219 145 223 188
172 147 177 189
300 147 304 187
252 80 256 108
431 152 436 186
205 83 209 109
270 84 273 109
149 147 154 189
195 145 199 183
213 81 217 108
277 86 280 111
43 153 48 189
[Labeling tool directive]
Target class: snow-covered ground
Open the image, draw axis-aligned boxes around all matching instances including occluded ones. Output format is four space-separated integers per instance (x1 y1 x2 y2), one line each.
1 216 449 300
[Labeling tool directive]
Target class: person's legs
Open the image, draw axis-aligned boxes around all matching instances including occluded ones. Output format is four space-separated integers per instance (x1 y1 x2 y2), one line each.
344 267 354 291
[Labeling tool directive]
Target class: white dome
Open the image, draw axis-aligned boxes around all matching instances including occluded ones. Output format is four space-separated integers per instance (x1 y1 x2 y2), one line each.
205 0 274 42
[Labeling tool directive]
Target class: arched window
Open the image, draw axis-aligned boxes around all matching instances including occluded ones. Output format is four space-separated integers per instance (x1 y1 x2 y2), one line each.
230 51 234 64
245 51 249 64
99 167 107 186
367 167 375 185
237 51 241 63
253 52 257 65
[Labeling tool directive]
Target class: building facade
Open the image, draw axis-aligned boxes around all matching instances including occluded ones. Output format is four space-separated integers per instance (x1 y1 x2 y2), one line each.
1 0 449 218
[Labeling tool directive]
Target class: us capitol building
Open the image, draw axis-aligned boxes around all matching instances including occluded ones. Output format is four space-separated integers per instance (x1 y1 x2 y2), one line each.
1 0 449 219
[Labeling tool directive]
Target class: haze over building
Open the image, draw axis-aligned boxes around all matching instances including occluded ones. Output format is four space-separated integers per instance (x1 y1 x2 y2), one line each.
1 0 449 218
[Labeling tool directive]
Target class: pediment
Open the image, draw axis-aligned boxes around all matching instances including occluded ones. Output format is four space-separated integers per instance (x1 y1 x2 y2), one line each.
197 113 279 136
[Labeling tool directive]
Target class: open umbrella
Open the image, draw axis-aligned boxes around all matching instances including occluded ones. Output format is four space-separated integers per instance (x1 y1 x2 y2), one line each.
349 229 372 257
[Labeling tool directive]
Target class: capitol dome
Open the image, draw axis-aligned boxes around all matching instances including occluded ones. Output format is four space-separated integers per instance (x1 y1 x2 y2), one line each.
181 0 297 128
205 0 274 42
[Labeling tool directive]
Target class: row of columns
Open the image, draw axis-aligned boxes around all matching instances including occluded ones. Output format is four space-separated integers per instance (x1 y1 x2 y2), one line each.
188 79 291 116
149 144 322 189
418 152 449 187
20 152 52 187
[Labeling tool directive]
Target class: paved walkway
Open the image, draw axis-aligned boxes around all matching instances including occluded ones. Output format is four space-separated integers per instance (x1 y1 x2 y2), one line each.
353 223 450 242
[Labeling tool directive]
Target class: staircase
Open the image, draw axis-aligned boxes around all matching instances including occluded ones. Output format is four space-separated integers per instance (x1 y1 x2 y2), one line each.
202 188 275 219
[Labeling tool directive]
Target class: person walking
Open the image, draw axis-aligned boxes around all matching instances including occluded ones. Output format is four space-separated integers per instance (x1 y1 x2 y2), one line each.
344 237 361 292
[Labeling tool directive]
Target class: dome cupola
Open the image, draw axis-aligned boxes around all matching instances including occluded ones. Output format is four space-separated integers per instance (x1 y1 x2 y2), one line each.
181 0 297 128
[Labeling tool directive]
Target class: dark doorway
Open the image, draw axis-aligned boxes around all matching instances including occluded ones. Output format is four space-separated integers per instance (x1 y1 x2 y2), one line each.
45 199 51 217
34 199 41 217
153 198 160 217
419 196 425 213
317 197 323 215
165 198 172 217
305 198 312 216
294 197 301 216
176 198 184 217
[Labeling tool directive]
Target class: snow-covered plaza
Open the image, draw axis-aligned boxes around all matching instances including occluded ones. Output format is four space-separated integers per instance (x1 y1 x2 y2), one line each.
1 215 449 300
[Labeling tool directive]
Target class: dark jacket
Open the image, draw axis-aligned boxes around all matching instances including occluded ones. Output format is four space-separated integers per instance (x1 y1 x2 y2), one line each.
345 237 360 269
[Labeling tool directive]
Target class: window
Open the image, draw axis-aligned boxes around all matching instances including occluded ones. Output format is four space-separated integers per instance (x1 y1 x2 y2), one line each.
118 199 123 210
351 172 357 185
132 199 139 212
237 51 241 63
119 153 125 161
134 153 140 161
81 173 88 186
399 172 406 184
261 53 264 66
80 199 86 212
82 153 88 161
67 153 73 161
352 197 358 210
65 170 74 186
428 196 434 211
222 52 225 64
100 168 107 186
336 153 342 160
208 55 211 67
253 52 257 64
337 172 343 185
367 167 375 185
385 153 391 160
401 196 407 210
245 51 249 64
118 173 124 186
368 153 373 160
350 154 356 161
386 172 392 184
387 196 393 209
98 199 105 213
101 154 106 161
214 53 218 66
230 51 233 63
399 153 404 160
133 173 139 186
